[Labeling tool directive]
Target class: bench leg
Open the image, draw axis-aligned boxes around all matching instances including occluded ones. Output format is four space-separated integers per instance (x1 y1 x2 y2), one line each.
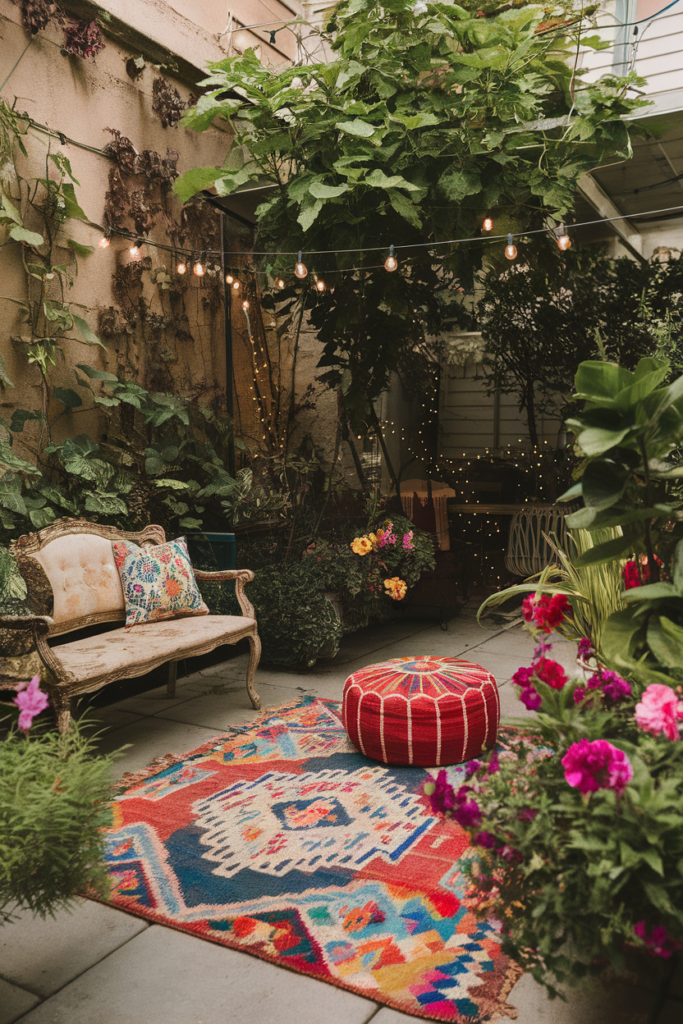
52 689 73 734
246 633 261 710
167 660 177 698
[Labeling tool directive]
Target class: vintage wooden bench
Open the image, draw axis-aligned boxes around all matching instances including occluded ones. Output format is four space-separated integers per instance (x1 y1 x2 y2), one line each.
0 518 261 732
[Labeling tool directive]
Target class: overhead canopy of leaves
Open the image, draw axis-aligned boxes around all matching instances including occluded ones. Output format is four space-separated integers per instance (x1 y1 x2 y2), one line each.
175 0 646 429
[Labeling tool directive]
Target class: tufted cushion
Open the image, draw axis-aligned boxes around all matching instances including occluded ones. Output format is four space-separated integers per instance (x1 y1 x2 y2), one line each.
343 656 499 767
31 534 124 625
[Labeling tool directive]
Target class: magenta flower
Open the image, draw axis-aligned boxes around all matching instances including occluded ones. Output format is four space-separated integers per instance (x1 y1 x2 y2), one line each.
635 683 683 740
474 831 498 850
453 788 482 829
577 637 594 660
13 675 50 732
424 769 456 815
574 686 587 704
402 531 414 550
634 921 681 959
464 759 482 777
517 807 538 822
499 845 523 864
512 665 533 688
487 751 500 774
599 671 632 703
520 685 542 710
561 739 633 794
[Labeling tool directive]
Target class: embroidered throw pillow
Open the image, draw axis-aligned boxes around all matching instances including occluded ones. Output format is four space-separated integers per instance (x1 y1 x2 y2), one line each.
112 537 208 627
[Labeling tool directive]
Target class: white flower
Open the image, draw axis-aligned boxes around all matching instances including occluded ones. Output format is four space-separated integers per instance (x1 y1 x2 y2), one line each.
412 1 428 14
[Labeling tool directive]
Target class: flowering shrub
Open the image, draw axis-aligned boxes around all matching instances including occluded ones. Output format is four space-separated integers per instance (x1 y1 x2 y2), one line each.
348 520 418 602
424 354 683 992
1 679 116 921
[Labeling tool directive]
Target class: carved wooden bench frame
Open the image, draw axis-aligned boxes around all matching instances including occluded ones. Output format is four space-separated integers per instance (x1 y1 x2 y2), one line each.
1 518 261 732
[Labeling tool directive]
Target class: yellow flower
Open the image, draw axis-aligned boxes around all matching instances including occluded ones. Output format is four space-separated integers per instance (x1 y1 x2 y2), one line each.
351 536 373 556
367 533 378 548
384 577 407 601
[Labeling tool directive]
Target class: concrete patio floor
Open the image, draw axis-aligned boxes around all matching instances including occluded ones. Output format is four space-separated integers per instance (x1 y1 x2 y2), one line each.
1 606 681 1024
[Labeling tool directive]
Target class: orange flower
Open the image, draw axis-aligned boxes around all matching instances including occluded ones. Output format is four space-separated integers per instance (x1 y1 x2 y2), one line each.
384 577 407 601
351 536 373 556
163 576 182 598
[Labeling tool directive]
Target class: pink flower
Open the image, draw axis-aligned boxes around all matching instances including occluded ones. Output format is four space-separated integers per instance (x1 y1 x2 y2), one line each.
499 845 523 864
402 531 414 550
13 675 50 732
512 665 533 688
635 683 683 740
561 739 633 794
474 831 498 849
623 560 641 590
634 921 681 959
519 685 542 710
574 686 587 704
533 658 568 690
453 786 482 828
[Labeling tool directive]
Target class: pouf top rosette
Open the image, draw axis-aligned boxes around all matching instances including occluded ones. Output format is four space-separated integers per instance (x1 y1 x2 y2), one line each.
342 656 499 767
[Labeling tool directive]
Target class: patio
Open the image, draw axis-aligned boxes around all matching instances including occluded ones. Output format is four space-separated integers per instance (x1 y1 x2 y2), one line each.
1 607 681 1024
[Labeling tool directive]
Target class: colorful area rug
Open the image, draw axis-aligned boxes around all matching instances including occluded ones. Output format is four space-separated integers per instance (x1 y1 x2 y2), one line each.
99 697 521 1022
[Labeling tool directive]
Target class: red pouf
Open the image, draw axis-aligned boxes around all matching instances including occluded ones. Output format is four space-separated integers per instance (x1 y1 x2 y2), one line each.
342 656 499 766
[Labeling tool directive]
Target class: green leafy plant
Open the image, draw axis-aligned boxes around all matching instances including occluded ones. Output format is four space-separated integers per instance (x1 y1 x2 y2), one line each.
174 0 646 468
0 715 117 922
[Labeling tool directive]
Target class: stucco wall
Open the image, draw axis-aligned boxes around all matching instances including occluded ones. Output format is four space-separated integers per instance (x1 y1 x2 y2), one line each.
0 0 306 456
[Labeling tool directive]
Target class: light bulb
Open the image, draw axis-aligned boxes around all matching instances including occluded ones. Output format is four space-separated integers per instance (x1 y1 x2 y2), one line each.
226 274 234 284
193 262 205 276
242 299 250 310
295 250 308 279
129 244 140 257
176 262 187 275
556 224 571 251
315 278 326 292
99 236 110 249
232 280 240 290
504 233 517 260
276 278 285 289
384 244 398 272
482 217 493 232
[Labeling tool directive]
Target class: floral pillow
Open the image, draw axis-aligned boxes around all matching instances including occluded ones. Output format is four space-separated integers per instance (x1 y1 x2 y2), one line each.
112 537 208 627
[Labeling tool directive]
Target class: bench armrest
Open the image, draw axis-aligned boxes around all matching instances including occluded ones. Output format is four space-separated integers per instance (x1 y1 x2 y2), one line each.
193 568 256 619
0 614 53 635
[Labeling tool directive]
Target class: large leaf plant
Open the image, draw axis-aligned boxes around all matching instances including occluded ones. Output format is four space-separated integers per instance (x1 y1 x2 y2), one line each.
174 0 646 450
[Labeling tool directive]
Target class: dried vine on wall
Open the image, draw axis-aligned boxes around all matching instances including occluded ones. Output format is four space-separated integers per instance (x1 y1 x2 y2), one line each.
11 1 104 59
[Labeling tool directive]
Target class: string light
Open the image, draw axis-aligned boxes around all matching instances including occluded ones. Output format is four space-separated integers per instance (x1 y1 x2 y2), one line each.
295 250 308 279
193 253 205 276
276 278 285 289
505 233 517 260
98 235 110 249
315 277 326 292
129 240 142 257
384 244 398 272
232 280 240 291
226 273 234 284
242 299 250 310
482 217 493 232
176 261 187 274
556 223 571 251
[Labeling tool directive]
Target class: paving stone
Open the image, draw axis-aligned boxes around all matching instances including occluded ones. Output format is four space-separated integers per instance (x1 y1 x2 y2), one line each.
367 1008 418 1022
154 681 307 730
0 978 40 1024
95 717 220 780
497 678 538 721
0 899 147 998
76 707 146 737
17 924 378 1024
507 972 655 1024
104 685 191 716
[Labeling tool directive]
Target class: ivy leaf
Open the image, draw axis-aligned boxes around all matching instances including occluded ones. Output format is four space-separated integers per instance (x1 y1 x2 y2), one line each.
364 168 420 191
76 363 119 382
10 409 38 433
335 118 375 137
52 387 83 408
179 516 203 530
9 226 45 246
72 314 106 348
84 492 128 516
0 193 21 225
68 238 95 257
61 183 87 221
